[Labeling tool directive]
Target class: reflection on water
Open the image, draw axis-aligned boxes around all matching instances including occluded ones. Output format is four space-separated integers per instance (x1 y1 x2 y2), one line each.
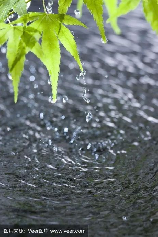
0 2 158 237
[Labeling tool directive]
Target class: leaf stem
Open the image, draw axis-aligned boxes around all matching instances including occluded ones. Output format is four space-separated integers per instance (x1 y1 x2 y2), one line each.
8 10 15 16
25 0 32 3
77 0 83 16
42 0 47 13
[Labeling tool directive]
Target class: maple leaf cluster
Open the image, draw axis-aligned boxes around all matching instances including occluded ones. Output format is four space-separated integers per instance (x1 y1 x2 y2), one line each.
0 0 157 102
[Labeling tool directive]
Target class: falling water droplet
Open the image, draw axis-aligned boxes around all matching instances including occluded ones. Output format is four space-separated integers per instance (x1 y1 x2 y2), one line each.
53 146 58 152
76 70 86 82
49 96 53 103
46 0 53 13
74 9 80 18
70 126 81 143
64 128 68 133
95 154 99 160
86 112 93 122
122 216 127 221
48 139 52 145
40 113 44 119
34 84 38 88
63 96 68 103
87 143 91 149
82 88 90 103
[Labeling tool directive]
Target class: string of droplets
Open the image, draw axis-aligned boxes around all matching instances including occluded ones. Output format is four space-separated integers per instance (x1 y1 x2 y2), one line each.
46 0 53 14
76 70 90 104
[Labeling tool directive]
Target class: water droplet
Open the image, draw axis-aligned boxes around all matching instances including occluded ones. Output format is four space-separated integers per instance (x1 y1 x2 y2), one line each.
74 9 80 18
82 88 90 103
61 115 65 120
48 96 53 103
53 146 58 152
86 112 93 122
63 96 68 103
48 139 52 145
34 84 38 88
87 143 91 149
76 70 86 82
29 75 35 81
40 112 44 119
7 73 12 80
46 0 53 13
70 126 81 143
95 154 99 160
64 128 68 133
101 38 105 44
122 216 127 221
1 47 6 53
29 65 36 73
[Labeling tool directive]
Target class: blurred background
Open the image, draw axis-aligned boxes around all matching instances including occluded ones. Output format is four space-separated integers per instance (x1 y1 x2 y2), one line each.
0 0 158 236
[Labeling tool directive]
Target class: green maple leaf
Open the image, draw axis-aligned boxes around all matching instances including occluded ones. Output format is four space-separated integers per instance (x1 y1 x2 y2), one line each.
104 0 121 34
0 0 17 21
12 13 86 102
143 0 158 33
0 0 27 21
58 0 73 14
0 22 43 102
83 0 106 42
107 0 141 23
13 0 27 16
7 26 26 103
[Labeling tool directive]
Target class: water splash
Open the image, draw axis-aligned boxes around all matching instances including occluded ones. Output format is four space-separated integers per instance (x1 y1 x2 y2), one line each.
70 126 81 144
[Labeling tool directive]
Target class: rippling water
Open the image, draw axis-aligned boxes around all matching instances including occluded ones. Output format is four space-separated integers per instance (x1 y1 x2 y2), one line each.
0 1 158 236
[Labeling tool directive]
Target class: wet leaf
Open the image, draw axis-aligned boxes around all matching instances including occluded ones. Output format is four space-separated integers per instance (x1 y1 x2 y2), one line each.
0 0 27 21
0 22 43 102
13 0 27 16
107 0 141 22
14 13 85 101
143 0 158 33
83 0 106 42
57 24 83 71
104 0 121 34
7 26 25 103
58 0 73 14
